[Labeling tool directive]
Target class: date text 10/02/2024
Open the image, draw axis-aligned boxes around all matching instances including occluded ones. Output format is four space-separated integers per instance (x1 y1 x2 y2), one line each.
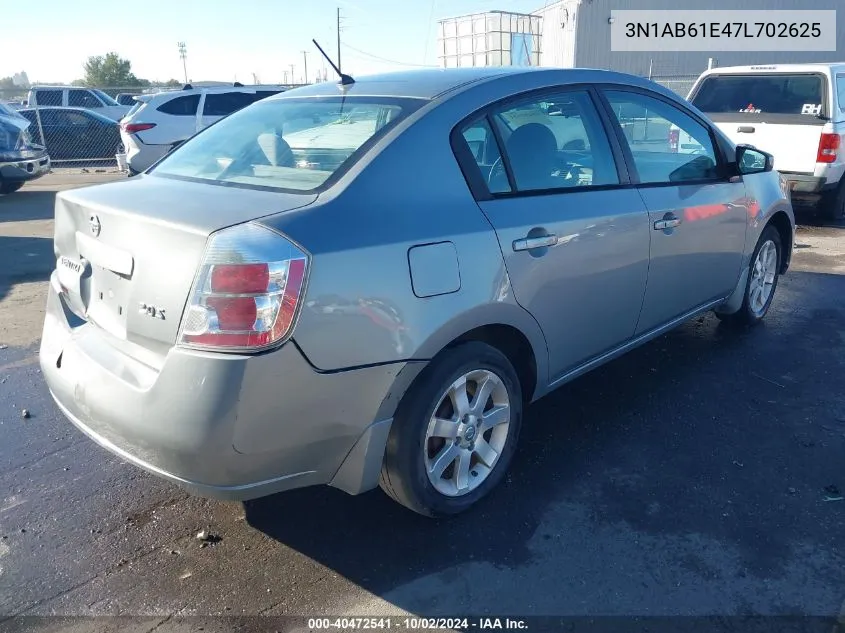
306 618 529 630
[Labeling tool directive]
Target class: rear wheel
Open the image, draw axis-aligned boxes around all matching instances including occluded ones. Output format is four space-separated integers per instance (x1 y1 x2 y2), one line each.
379 341 523 517
822 179 845 222
716 224 782 326
0 181 24 195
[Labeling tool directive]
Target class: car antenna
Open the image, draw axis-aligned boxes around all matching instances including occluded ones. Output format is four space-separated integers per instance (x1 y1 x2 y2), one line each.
312 39 354 87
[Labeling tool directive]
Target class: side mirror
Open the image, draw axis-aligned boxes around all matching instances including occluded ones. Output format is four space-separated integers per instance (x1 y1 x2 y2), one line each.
736 145 774 175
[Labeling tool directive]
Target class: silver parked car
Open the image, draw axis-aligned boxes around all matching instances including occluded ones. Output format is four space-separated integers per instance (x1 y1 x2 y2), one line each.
40 68 795 517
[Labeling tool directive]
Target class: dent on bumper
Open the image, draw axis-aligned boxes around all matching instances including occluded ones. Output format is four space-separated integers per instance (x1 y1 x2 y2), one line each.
40 283 411 500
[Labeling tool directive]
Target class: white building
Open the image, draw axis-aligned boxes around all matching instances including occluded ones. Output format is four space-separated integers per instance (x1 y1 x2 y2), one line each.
535 0 845 78
438 0 844 80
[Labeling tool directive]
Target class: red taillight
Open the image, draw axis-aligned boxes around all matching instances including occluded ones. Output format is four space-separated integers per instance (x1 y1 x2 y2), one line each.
178 223 309 352
210 263 269 294
668 128 680 153
817 133 841 164
122 122 156 134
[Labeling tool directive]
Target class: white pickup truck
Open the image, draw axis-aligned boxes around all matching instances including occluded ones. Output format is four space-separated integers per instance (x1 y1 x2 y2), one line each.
25 86 131 122
685 63 845 221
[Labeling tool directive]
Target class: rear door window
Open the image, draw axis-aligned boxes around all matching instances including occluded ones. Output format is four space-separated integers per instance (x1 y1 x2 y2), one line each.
837 74 845 113
35 90 62 106
691 73 826 118
68 89 104 109
202 91 259 116
157 94 200 116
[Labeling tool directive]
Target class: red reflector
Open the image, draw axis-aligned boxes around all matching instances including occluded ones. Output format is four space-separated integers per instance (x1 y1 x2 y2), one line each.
210 263 269 294
206 296 257 330
817 133 840 164
122 122 156 134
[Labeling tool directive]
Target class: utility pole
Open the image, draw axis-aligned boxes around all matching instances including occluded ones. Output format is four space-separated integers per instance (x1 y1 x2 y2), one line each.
289 64 295 85
178 42 188 84
337 7 342 74
302 51 309 84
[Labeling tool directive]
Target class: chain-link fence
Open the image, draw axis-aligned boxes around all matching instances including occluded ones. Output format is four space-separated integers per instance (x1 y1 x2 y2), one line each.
648 75 700 99
1 83 309 174
0 85 155 172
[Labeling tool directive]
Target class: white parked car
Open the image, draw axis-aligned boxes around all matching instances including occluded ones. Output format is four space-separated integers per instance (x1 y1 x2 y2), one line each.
686 63 845 221
26 86 131 122
120 84 285 174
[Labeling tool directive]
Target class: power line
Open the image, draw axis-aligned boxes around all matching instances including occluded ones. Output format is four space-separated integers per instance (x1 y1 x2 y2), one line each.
422 0 437 65
342 42 438 68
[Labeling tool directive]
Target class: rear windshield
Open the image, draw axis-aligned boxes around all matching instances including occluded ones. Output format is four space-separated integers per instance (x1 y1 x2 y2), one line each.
152 96 424 192
125 100 145 118
691 73 825 116
93 89 120 106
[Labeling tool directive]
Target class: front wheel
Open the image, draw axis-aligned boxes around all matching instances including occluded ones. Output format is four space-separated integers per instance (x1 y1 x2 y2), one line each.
0 181 24 195
379 341 523 517
716 224 782 326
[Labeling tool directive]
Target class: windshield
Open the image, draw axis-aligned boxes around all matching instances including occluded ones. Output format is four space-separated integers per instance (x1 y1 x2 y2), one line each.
0 102 24 119
93 89 120 106
0 112 32 152
152 96 424 192
692 73 825 116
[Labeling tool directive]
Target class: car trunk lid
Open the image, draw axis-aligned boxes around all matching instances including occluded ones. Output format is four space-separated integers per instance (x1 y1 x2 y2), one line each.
53 174 317 349
709 117 826 173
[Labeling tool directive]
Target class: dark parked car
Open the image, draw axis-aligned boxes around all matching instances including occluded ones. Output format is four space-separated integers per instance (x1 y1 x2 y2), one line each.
0 102 50 194
19 107 121 161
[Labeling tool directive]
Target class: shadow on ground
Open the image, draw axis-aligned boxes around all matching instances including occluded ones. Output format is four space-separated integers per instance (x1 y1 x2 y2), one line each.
245 270 845 613
0 235 53 302
0 190 57 223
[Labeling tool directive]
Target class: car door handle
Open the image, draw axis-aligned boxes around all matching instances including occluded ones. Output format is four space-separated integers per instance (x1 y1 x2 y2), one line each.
738 126 755 133
513 234 558 251
654 218 682 231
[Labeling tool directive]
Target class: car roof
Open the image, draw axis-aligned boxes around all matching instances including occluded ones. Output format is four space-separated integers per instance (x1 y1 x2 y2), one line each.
272 67 535 100
269 67 676 101
139 84 286 103
31 85 98 90
19 106 118 123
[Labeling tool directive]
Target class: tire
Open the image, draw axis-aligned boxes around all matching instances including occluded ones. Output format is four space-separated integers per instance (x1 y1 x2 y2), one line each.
0 181 24 195
822 179 845 222
379 341 523 517
716 224 782 327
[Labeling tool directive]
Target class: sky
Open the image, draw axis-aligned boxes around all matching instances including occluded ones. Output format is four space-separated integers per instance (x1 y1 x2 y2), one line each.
0 0 545 85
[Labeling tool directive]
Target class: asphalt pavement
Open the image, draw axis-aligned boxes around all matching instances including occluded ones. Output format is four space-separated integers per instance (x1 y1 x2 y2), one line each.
0 174 843 632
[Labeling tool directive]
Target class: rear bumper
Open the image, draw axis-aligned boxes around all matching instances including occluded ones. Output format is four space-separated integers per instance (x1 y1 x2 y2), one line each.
781 173 828 194
781 166 843 202
40 278 411 500
0 153 50 183
121 132 169 173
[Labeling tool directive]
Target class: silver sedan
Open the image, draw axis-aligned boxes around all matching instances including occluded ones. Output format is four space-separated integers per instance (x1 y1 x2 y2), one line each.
40 67 794 517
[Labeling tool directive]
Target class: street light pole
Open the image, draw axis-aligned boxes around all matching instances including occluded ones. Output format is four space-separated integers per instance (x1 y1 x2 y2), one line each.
177 42 188 84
